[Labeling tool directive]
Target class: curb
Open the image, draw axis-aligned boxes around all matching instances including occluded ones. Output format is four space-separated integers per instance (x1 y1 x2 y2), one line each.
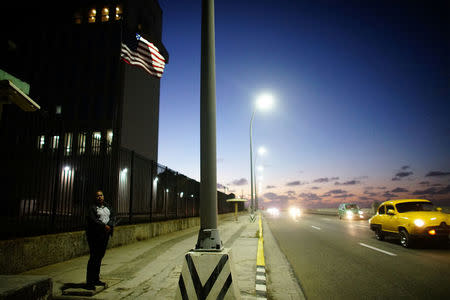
256 213 267 299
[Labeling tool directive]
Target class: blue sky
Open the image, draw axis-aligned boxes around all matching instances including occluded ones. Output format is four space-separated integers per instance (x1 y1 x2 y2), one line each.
157 0 450 208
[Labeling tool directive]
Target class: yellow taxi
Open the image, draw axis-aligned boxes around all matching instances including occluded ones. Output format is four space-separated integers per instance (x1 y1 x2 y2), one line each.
369 199 449 248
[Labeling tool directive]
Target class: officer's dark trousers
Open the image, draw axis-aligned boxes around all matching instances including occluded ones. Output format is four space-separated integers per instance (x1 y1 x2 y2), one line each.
86 233 110 284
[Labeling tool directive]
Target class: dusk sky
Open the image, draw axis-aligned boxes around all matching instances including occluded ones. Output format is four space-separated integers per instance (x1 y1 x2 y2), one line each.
157 0 450 208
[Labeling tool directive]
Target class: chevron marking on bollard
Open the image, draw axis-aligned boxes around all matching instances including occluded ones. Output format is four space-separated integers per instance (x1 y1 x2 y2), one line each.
176 250 240 300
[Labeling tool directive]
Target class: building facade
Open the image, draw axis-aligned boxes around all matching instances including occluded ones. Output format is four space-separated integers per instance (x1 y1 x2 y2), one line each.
1 0 168 162
0 0 172 237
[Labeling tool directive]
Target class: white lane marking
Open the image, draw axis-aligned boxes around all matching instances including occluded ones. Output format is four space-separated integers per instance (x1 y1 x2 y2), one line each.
311 226 321 230
359 243 397 256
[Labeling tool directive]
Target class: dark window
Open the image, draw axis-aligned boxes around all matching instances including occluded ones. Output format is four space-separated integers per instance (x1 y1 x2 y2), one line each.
345 204 358 209
378 206 385 214
396 202 434 213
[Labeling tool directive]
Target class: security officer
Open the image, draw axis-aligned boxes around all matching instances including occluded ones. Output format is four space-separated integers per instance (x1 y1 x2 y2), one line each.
85 189 115 289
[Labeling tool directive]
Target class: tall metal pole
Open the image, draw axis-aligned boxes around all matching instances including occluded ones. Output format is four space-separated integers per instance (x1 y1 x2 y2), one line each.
195 0 222 251
249 110 255 214
254 157 258 211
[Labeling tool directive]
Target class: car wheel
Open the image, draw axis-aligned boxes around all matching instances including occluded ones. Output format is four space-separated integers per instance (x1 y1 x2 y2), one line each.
375 228 384 241
399 229 413 248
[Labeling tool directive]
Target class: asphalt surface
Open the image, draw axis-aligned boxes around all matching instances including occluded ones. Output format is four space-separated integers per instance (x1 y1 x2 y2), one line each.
265 212 450 300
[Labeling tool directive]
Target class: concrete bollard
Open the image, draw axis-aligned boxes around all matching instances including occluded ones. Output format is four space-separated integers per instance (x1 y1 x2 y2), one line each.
175 248 240 299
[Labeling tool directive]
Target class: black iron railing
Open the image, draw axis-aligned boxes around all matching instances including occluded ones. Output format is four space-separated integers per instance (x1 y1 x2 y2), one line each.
0 111 243 239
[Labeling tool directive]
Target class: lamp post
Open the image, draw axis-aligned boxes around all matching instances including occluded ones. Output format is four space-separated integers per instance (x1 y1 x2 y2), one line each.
249 94 273 215
195 0 222 250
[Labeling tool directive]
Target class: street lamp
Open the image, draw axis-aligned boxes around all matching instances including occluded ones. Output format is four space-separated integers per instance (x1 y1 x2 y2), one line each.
250 94 273 215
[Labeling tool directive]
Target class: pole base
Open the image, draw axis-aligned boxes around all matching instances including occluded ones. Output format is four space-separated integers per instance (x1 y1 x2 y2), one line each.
195 229 223 251
175 248 241 300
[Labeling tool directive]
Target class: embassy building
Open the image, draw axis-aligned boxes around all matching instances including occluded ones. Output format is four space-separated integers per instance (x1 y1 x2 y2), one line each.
1 0 168 161
0 0 204 238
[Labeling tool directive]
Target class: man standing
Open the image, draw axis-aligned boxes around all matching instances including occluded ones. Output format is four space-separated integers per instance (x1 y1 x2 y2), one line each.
85 189 115 289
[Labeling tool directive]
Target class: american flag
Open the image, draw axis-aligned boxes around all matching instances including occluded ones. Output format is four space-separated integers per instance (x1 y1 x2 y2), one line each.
120 33 166 78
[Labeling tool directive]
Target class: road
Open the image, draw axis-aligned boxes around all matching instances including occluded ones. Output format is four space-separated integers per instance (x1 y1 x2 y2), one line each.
264 212 450 300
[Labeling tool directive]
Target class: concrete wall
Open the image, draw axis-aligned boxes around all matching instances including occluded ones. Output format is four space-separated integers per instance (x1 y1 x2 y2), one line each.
0 213 237 275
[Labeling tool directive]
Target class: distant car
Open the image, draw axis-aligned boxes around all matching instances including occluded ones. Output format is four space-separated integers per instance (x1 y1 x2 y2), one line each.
338 203 365 220
369 199 450 248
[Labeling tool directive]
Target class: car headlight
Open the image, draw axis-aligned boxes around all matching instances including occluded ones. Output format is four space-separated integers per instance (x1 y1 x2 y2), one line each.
346 211 353 216
414 219 425 227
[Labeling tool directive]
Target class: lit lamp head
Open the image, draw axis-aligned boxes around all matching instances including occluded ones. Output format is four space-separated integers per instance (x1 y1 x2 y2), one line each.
256 93 274 111
257 146 267 156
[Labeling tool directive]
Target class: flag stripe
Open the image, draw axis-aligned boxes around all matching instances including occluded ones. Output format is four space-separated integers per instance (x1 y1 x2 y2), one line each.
120 32 166 78
120 44 164 75
121 57 162 78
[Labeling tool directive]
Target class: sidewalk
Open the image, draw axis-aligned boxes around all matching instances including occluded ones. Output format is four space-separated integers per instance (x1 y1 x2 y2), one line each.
19 214 304 299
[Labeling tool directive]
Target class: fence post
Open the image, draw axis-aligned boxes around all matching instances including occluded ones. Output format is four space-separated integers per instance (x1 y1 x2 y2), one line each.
50 130 63 232
149 160 154 223
128 151 134 224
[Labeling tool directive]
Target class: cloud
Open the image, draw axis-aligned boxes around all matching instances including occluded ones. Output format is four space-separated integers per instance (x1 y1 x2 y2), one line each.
313 177 339 183
425 171 450 177
419 181 430 185
412 188 436 195
413 185 450 196
325 189 347 195
262 192 295 206
437 185 450 194
364 191 378 197
217 183 226 189
286 180 304 186
401 165 410 170
391 187 409 193
335 180 360 186
313 177 329 183
231 178 248 186
298 193 322 201
359 196 376 201
392 171 413 181
287 191 296 196
266 185 276 189
354 176 369 180
333 193 354 199
396 171 413 178
310 186 320 190
382 192 398 198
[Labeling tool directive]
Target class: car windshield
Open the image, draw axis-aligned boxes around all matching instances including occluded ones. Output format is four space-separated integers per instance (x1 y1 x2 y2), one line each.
396 202 434 213
345 204 358 209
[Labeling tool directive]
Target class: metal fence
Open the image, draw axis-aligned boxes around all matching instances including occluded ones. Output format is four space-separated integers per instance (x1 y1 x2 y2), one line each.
0 110 243 239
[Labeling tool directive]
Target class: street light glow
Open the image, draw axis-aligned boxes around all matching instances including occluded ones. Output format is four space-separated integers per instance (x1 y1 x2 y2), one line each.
256 93 274 111
258 146 267 156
